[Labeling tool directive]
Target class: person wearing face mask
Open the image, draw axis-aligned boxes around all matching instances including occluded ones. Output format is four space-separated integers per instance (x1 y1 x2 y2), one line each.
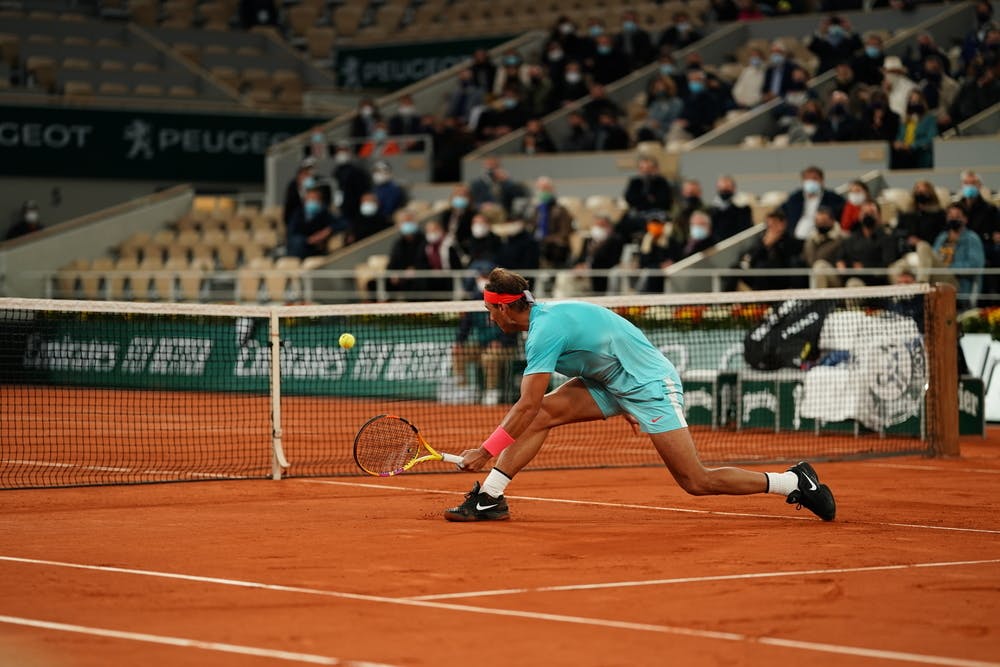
358 120 401 158
891 89 936 170
304 126 328 160
881 56 917 118
732 48 766 109
388 94 426 152
802 206 845 288
817 90 861 143
495 218 541 281
680 211 717 259
346 192 392 245
889 181 945 284
370 162 408 220
674 179 704 238
552 61 590 107
386 212 430 299
839 180 870 232
469 49 497 93
6 200 43 240
542 40 568 82
623 156 674 241
446 68 485 124
833 201 899 286
637 215 681 293
613 10 654 70
590 33 628 85
734 209 800 291
350 97 380 140
850 35 885 87
958 170 1000 295
283 157 315 229
461 213 503 265
563 109 596 152
931 204 985 306
421 218 463 297
786 100 825 144
569 214 624 294
672 69 722 139
286 186 345 259
658 11 702 52
781 165 845 249
708 175 753 240
467 156 529 218
439 184 477 246
961 1 996 73
491 50 525 97
527 177 574 268
331 142 372 223
917 55 958 113
807 15 862 75
858 89 901 143
760 41 797 103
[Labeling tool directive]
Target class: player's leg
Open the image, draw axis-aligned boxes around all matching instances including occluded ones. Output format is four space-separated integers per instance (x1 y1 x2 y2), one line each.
649 428 766 495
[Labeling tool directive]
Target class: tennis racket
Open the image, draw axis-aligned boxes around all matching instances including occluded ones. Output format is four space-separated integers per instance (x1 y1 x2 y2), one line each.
353 414 464 477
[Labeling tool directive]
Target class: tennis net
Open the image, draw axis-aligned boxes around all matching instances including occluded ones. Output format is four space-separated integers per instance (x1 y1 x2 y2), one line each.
0 283 957 489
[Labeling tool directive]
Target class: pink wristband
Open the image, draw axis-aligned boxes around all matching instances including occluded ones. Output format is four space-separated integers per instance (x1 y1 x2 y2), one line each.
481 426 515 457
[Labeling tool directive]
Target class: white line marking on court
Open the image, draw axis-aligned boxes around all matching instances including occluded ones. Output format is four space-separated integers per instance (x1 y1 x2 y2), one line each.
403 558 1000 601
2 555 999 667
301 479 1000 534
0 614 396 666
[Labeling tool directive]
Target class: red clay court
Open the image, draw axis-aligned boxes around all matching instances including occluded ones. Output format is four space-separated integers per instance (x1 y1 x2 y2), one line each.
1 432 998 667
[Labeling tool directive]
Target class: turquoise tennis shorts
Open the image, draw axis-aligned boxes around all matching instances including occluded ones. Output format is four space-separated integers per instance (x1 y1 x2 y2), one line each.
581 373 687 434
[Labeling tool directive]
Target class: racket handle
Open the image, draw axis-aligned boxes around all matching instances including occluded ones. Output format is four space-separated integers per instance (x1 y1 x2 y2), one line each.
441 453 464 466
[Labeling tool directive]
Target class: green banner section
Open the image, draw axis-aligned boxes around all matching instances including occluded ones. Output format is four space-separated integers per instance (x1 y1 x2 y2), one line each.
336 36 513 90
0 104 324 182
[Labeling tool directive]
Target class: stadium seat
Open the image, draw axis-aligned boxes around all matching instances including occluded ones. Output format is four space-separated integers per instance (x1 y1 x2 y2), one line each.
333 6 364 37
178 257 214 301
133 83 164 96
61 57 92 71
168 85 197 98
264 256 302 302
215 242 241 271
306 27 335 64
63 80 94 100
56 259 88 297
81 257 114 300
0 33 18 67
107 256 139 300
227 228 252 245
25 55 58 92
288 5 320 40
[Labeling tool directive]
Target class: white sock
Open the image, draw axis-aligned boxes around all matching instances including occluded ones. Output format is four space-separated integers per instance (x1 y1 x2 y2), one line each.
765 471 799 496
481 468 512 498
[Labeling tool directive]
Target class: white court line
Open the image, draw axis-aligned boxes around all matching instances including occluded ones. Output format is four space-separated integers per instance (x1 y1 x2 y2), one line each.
0 614 396 666
404 558 1000 601
1 555 999 667
302 479 1000 535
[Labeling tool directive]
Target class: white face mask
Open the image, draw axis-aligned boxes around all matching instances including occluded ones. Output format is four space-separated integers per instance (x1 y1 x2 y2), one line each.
590 226 609 242
334 152 350 165
24 211 39 223
360 201 379 216
847 191 866 207
425 231 443 244
471 223 490 238
372 172 389 185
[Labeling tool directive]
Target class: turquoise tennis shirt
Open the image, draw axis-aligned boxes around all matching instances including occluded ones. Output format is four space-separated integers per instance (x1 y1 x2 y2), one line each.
523 302 673 394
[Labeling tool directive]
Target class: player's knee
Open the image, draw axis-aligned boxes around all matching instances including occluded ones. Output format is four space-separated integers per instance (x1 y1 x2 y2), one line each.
675 472 714 496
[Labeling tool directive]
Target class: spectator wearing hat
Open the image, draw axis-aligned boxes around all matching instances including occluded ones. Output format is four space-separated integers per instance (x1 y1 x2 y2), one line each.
6 200 43 240
883 55 918 118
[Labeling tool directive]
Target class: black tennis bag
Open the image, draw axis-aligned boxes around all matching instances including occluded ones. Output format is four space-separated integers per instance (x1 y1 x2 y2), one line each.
743 299 835 371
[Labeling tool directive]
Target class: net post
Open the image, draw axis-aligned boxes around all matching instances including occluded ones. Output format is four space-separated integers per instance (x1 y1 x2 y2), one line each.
925 284 960 457
269 309 290 479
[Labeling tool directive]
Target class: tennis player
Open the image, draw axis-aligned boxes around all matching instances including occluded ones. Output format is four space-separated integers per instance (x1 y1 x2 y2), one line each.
444 268 837 522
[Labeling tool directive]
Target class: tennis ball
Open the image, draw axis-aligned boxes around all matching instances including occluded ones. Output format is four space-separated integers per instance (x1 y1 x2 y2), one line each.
339 333 356 349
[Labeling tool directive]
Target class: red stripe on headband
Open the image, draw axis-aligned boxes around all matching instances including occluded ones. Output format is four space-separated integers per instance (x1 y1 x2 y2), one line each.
483 289 523 305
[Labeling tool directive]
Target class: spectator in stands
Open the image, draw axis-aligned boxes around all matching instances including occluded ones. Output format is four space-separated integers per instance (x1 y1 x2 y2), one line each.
331 142 372 223
638 215 681 293
904 32 949 82
671 69 722 139
468 157 529 218
840 180 871 232
808 15 862 74
639 76 684 141
523 66 555 117
834 201 898 286
786 99 827 144
283 157 315 229
522 118 557 154
580 17 608 66
658 11 703 51
347 192 391 245
371 162 407 220
563 110 596 152
527 177 574 268
761 40 797 104
462 213 503 266
623 156 674 241
615 9 655 70
890 180 947 282
386 211 429 298
961 1 996 73
918 54 959 114
495 218 541 281
239 0 278 29
933 204 986 305
882 56 918 119
583 83 624 127
593 110 631 151
782 165 846 247
851 33 885 87
571 214 624 294
446 69 485 125
548 15 585 63
541 38 569 83
484 87 530 140
675 179 705 237
943 57 1000 130
709 175 753 240
428 116 476 183
858 89 900 143
492 50 526 97
736 209 799 290
350 98 381 141
305 128 328 161
470 49 497 92
802 206 845 288
959 170 1000 295
891 89 937 169
774 66 816 129
6 200 43 240
358 120 401 158
678 211 717 259
422 218 463 296
735 0 765 21
286 185 345 259
713 0 740 22
830 62 864 111
388 94 425 145
732 48 766 108
552 61 590 108
438 184 475 245
655 51 688 97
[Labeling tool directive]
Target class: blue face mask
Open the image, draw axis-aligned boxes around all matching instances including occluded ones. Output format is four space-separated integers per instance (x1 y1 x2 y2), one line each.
502 97 518 109
770 53 785 65
865 45 881 58
301 176 316 191
451 195 468 209
304 200 322 218
400 221 419 236
597 44 612 55
749 56 762 67
622 20 637 32
311 132 325 144
688 80 705 94
803 179 822 196
503 56 520 67
962 184 980 199
372 129 388 142
589 25 604 37
660 64 676 76
690 225 709 241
